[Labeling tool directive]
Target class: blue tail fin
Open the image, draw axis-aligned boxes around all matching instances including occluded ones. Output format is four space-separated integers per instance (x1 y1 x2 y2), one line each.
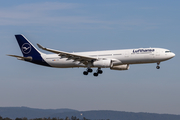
15 34 50 67
15 34 41 57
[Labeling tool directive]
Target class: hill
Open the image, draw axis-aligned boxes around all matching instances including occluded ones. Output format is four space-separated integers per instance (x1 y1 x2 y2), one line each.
0 107 77 119
0 107 180 120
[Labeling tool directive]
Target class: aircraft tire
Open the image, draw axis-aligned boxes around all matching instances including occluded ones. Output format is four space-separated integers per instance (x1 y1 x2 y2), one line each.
93 73 98 77
156 66 160 69
98 70 103 74
88 68 93 73
83 71 88 75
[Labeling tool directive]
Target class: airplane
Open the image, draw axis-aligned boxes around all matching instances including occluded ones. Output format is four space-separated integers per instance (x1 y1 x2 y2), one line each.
8 34 175 77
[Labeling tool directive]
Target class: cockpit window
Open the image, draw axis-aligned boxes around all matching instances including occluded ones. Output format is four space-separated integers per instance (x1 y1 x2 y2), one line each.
165 51 171 53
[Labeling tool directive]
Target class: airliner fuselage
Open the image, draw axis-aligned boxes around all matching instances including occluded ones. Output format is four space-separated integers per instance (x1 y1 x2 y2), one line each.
43 48 175 68
8 35 175 77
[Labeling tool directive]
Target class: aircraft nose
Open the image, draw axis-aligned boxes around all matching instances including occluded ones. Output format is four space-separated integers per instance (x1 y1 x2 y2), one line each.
166 52 175 60
169 52 175 58
172 53 175 57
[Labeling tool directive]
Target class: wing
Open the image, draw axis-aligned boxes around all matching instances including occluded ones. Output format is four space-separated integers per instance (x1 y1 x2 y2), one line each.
37 44 97 64
7 55 32 61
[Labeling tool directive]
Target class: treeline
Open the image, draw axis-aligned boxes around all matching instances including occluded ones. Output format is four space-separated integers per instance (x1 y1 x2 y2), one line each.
0 116 86 120
0 116 109 120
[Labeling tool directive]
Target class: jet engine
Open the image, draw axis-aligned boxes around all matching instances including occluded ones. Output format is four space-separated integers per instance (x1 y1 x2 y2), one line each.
110 64 129 70
93 59 112 68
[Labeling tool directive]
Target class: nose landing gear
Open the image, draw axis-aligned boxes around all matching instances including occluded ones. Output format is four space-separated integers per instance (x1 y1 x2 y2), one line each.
156 62 160 69
156 66 160 69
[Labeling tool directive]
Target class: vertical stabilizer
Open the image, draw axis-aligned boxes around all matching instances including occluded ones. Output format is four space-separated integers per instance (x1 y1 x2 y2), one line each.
15 34 41 57
15 34 50 67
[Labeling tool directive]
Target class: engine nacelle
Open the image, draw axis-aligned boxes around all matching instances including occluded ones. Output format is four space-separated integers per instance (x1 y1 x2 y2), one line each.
110 64 129 70
93 59 112 68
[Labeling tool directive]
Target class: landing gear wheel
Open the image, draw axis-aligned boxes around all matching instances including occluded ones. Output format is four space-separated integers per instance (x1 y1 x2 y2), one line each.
93 73 98 77
97 69 103 74
87 68 93 73
83 71 88 75
156 66 160 69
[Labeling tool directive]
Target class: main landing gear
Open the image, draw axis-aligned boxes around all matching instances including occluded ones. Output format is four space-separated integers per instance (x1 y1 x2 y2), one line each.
93 68 103 77
83 68 103 77
156 62 160 69
83 68 93 75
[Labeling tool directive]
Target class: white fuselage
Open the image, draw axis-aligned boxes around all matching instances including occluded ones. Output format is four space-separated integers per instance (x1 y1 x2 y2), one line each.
42 48 175 68
9 34 176 76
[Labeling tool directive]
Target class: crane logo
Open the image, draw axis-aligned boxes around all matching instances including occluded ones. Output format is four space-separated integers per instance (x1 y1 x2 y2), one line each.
22 43 31 54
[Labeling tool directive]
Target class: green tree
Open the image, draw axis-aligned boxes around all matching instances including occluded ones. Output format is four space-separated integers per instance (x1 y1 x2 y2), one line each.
71 116 77 120
65 117 69 120
52 118 57 120
15 118 22 120
0 116 3 120
22 117 28 120
3 117 12 120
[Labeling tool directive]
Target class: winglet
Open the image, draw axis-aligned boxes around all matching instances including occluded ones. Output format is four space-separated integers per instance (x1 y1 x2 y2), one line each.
37 43 60 54
37 43 45 49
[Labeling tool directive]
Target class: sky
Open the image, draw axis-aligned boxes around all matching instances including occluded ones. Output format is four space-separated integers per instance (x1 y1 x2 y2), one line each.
0 0 180 115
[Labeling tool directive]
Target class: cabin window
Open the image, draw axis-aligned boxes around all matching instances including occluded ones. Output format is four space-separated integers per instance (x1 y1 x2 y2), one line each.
165 51 171 53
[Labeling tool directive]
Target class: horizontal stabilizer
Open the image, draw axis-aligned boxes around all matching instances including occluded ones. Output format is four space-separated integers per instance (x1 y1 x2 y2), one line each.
7 55 32 61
